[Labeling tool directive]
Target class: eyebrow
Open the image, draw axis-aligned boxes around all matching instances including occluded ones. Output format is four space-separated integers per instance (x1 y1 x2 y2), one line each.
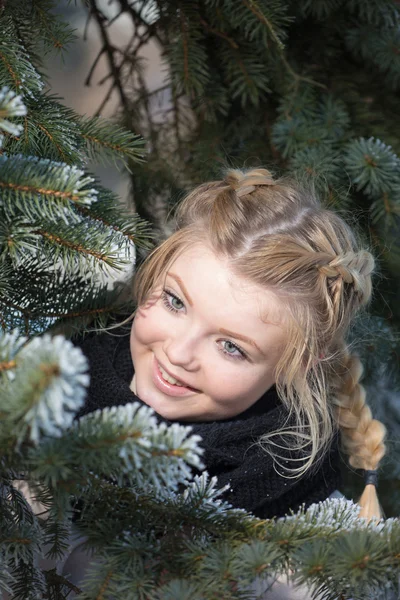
167 273 193 306
219 328 266 357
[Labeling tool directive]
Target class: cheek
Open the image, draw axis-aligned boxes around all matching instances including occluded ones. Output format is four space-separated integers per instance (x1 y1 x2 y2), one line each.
229 363 275 396
204 364 264 399
130 312 152 361
131 305 165 350
131 312 148 345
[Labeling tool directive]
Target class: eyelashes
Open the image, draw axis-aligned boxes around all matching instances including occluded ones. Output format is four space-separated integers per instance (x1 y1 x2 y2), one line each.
160 289 248 361
217 340 247 361
161 289 184 313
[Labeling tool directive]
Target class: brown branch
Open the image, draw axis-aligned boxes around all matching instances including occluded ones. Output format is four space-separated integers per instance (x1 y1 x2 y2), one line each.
96 570 113 600
81 133 125 153
383 191 391 213
35 6 64 49
231 50 253 88
136 65 156 146
242 0 284 50
35 229 108 262
199 17 239 49
89 0 131 116
95 82 116 117
0 181 80 202
0 127 21 142
82 430 141 450
240 0 326 91
172 84 182 157
44 569 82 596
117 0 164 47
85 46 106 86
75 204 139 244
37 123 67 162
0 51 21 88
97 67 118 86
0 297 31 318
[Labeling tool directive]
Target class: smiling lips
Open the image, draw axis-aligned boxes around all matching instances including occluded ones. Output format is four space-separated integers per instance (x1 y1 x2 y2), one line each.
152 357 200 396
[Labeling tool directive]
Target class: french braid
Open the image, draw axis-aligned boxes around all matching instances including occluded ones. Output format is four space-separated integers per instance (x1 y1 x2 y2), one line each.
319 253 386 519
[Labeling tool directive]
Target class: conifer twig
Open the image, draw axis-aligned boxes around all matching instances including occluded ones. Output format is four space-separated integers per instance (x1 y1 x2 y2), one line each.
34 229 108 263
199 17 239 49
240 0 326 91
43 569 82 596
89 0 131 116
117 0 164 47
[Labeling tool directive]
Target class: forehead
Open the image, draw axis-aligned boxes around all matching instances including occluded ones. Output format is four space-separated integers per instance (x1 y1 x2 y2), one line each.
166 244 285 326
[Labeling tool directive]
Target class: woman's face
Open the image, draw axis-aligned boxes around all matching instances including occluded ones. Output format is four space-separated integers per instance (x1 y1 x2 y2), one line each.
130 243 288 421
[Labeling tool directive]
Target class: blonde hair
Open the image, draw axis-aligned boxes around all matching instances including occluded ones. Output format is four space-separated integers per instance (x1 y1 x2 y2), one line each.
133 168 386 521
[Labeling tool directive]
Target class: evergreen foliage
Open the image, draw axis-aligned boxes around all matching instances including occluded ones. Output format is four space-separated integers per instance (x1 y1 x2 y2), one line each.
1 1 400 598
81 0 400 514
0 1 152 335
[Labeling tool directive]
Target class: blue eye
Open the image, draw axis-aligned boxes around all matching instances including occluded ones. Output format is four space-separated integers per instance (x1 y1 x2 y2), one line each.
219 340 247 360
224 341 239 354
161 290 185 313
171 295 184 310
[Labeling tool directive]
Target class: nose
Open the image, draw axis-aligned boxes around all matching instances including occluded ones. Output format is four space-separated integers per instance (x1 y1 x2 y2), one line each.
162 326 199 371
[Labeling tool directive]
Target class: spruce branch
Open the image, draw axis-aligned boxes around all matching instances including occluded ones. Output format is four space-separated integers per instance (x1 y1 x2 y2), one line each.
300 0 344 19
0 16 44 94
344 137 400 197
31 219 131 275
241 0 287 50
0 86 26 135
79 115 145 171
199 16 239 49
0 333 89 445
43 568 82 597
289 146 343 193
0 155 98 225
166 3 210 97
29 2 78 56
6 93 83 165
0 259 133 335
347 0 400 27
220 45 270 106
75 186 153 250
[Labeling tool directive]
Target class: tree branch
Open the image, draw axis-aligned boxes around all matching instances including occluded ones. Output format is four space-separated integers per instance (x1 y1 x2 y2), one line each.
89 0 131 116
117 0 164 47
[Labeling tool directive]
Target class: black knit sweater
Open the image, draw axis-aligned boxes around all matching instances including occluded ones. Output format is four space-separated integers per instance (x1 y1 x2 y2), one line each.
76 328 341 519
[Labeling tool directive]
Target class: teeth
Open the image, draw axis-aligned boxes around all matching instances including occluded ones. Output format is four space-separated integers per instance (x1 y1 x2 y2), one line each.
158 363 185 386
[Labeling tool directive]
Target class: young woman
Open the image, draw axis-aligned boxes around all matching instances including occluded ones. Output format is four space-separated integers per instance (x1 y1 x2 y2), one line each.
78 168 386 521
